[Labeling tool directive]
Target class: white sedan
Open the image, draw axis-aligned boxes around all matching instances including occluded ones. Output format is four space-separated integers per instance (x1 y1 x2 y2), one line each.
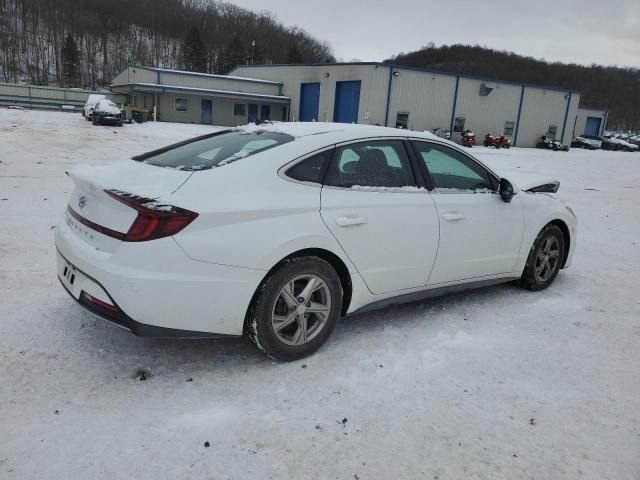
56 123 576 360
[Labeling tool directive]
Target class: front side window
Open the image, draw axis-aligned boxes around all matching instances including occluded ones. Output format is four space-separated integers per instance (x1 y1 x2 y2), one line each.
324 140 416 189
175 98 188 112
285 150 333 184
413 142 495 192
133 130 294 170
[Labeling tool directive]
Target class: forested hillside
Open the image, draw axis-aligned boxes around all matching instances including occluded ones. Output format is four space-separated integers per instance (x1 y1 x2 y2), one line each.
0 0 334 88
387 44 640 130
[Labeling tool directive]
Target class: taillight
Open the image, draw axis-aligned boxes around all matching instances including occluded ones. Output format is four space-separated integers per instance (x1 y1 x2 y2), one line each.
105 190 198 242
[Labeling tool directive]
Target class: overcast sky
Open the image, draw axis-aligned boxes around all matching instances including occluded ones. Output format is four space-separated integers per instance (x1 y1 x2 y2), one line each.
226 0 640 67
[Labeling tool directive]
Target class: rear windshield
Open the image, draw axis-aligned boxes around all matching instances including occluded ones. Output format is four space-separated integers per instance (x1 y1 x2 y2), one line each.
133 130 294 170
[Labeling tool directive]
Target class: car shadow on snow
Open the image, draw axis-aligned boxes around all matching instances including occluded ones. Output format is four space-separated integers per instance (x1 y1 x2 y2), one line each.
53 279 552 376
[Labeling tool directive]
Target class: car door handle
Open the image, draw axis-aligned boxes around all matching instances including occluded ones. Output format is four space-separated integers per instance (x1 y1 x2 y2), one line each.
336 215 368 227
442 212 466 222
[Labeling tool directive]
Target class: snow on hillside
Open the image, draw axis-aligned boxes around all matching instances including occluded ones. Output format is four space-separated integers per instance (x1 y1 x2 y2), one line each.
1 109 639 479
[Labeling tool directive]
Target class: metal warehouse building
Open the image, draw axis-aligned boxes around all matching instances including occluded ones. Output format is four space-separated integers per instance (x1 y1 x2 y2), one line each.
110 66 290 126
231 62 582 148
574 107 607 137
110 63 591 148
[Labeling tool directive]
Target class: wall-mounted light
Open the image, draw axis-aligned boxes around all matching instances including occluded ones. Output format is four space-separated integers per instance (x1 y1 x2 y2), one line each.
393 71 400 77
324 72 330 78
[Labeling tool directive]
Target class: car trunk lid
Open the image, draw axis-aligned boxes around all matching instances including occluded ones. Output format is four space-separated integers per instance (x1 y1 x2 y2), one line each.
64 160 193 252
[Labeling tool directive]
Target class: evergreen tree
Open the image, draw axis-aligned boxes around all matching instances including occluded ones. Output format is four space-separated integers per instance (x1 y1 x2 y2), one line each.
61 34 79 87
181 26 207 72
287 45 303 64
220 36 245 74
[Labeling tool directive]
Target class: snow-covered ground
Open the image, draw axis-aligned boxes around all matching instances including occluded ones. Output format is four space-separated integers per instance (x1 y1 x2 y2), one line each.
1 109 639 479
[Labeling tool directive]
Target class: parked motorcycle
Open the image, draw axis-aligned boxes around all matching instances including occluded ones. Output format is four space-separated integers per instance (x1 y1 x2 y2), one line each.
497 134 511 149
484 133 499 148
536 135 569 151
461 130 476 148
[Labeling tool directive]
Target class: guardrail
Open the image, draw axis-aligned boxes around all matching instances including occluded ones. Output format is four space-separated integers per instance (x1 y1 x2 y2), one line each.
0 83 127 111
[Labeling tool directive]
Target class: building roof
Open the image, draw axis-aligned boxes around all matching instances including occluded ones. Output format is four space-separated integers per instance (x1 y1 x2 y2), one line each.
230 62 581 95
128 66 283 86
111 82 290 102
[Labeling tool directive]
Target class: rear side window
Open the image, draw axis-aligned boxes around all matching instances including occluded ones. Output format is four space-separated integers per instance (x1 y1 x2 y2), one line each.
285 150 332 184
133 130 294 171
324 140 416 188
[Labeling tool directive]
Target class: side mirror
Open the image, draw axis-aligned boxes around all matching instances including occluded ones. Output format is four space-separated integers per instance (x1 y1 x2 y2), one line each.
499 178 516 203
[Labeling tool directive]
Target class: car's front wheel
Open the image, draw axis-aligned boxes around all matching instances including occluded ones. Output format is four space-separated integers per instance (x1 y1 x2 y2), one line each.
519 224 565 291
247 257 343 361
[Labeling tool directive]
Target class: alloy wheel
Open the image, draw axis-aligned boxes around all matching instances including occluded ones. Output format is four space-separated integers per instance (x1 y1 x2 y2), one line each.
534 236 561 283
271 275 332 346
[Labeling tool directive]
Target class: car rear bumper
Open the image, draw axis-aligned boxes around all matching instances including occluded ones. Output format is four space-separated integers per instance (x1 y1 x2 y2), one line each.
55 218 265 336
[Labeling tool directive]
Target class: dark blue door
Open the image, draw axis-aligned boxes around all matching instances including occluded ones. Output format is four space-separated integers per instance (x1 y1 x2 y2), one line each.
584 117 602 136
299 83 320 121
260 104 271 121
248 103 258 123
201 99 212 124
333 81 361 123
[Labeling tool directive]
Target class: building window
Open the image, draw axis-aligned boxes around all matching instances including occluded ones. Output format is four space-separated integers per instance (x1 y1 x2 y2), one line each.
175 98 188 112
453 117 466 133
396 112 409 129
547 125 558 139
234 103 246 116
504 121 515 136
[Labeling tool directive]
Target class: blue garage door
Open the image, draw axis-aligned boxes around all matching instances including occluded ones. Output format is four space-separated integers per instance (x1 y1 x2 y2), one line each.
299 83 320 121
260 104 271 121
584 116 602 136
248 103 258 123
333 81 361 123
201 99 212 124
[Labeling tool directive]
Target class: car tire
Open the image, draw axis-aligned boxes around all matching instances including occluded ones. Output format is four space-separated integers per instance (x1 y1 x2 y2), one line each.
519 224 565 291
247 256 343 361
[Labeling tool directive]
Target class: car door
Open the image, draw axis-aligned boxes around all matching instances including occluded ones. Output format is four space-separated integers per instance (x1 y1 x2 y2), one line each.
410 140 525 285
320 139 439 294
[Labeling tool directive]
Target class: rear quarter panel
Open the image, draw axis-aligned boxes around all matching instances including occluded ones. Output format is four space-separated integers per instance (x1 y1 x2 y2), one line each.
167 160 358 273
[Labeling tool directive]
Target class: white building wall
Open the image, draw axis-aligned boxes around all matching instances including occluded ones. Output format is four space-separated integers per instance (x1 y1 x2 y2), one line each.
387 68 456 131
232 64 389 124
454 78 522 141
516 88 581 147
573 107 607 137
158 92 286 126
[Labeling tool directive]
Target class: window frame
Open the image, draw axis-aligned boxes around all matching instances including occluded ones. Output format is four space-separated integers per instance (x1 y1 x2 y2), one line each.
504 121 515 136
175 98 188 112
233 103 246 116
453 117 466 133
278 146 335 187
409 139 500 194
321 138 423 192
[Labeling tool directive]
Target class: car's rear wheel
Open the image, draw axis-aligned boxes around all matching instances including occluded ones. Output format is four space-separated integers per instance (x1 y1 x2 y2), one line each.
519 224 565 291
247 257 343 361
